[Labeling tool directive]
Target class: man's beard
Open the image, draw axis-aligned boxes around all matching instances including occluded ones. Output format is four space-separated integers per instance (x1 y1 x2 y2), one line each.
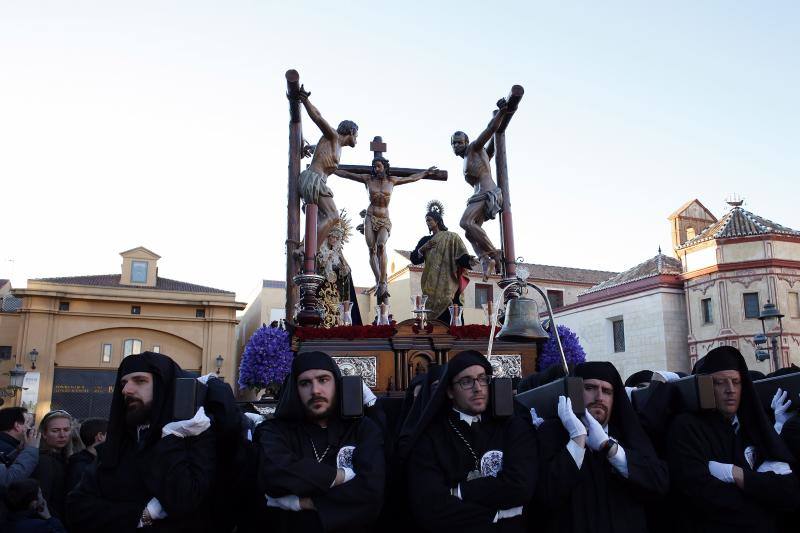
304 396 334 420
125 397 152 427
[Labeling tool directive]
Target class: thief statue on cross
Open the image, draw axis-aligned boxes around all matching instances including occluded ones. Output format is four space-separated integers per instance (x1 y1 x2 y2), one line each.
451 99 511 281
334 136 442 304
296 84 359 253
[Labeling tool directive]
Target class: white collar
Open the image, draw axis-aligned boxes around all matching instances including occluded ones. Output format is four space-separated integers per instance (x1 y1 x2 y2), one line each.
453 408 481 426
731 415 740 434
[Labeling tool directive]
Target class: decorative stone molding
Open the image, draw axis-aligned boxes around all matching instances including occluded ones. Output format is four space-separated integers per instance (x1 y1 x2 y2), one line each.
333 356 378 387
488 355 522 378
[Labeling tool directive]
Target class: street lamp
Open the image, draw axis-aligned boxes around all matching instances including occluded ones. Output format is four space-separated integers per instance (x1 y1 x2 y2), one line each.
28 348 38 370
754 300 785 370
0 363 27 399
215 354 224 375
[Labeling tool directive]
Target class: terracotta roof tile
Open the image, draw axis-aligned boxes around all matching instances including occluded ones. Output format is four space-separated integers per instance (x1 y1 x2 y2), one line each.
395 250 617 285
33 274 233 294
677 206 800 249
582 253 682 294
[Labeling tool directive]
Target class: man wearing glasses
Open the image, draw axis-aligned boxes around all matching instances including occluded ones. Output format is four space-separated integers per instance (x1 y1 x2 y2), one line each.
405 350 537 532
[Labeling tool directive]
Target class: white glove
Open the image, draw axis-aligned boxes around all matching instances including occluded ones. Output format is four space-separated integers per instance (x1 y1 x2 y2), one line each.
583 409 610 452
162 407 211 438
362 382 377 407
771 388 792 435
654 371 680 382
529 407 544 428
493 506 523 522
146 497 168 520
196 373 217 385
624 386 635 401
265 494 301 512
341 467 355 484
557 396 586 439
744 446 756 469
244 412 265 426
757 460 793 475
708 461 735 483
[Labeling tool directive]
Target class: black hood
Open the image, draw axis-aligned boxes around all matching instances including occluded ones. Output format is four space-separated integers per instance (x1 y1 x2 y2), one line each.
403 351 492 457
694 346 794 462
275 351 343 422
574 361 658 457
100 351 186 468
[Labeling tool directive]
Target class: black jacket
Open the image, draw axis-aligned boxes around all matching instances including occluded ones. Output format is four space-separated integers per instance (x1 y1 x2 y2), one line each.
32 450 67 521
66 449 96 492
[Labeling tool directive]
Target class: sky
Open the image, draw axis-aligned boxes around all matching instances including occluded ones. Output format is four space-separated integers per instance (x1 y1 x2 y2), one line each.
2 1 798 307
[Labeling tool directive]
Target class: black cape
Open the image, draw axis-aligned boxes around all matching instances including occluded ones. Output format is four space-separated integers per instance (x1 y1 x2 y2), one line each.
256 351 385 533
533 361 668 533
667 346 800 533
66 352 217 533
406 351 538 533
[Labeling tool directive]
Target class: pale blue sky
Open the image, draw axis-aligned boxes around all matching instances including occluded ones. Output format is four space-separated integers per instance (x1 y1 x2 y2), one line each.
2 1 798 303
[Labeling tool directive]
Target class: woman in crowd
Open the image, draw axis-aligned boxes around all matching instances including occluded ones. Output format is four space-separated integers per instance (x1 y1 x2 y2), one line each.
32 410 73 521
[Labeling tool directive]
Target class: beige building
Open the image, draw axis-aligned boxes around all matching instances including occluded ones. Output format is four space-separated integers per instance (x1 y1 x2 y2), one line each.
554 252 691 380
553 198 800 381
6 247 244 419
382 250 617 325
236 254 616 353
675 200 800 371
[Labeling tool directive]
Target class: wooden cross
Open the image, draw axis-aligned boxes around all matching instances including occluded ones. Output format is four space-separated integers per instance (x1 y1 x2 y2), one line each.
338 135 448 180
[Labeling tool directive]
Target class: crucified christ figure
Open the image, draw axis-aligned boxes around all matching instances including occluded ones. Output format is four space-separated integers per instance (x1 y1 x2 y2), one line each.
335 158 437 303
296 86 358 252
451 99 510 280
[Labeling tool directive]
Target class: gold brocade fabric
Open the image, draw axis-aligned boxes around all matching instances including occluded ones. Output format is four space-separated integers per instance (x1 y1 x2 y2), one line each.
421 230 469 320
319 281 341 328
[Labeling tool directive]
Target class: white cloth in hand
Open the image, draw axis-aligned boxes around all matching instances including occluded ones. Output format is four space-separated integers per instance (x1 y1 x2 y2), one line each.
771 388 792 435
265 494 301 512
582 409 610 452
557 396 586 439
493 506 523 522
708 461 735 483
362 382 377 407
196 373 217 385
162 407 211 438
529 408 544 428
757 460 792 475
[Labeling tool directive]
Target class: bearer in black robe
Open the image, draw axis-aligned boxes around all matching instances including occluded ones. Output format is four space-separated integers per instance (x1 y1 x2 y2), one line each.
406 351 537 533
66 351 217 532
667 346 800 533
256 351 384 533
534 361 668 533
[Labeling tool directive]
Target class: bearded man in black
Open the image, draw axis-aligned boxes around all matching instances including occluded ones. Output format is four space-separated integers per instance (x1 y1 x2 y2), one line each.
66 351 217 532
256 351 385 533
534 361 668 533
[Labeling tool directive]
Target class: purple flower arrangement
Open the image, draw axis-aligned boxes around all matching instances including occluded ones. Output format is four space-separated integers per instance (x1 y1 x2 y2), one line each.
537 324 587 371
238 325 294 394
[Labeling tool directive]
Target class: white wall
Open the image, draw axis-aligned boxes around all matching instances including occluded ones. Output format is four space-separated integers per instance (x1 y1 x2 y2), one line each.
554 288 690 381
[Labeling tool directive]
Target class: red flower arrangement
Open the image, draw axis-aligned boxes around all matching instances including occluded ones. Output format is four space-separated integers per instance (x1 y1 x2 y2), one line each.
294 324 397 341
449 325 501 339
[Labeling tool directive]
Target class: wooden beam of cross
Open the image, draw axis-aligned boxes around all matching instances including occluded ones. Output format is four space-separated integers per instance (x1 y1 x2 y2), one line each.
338 136 448 180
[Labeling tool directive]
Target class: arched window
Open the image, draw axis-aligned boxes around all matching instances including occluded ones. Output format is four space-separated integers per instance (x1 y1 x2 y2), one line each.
123 339 143 357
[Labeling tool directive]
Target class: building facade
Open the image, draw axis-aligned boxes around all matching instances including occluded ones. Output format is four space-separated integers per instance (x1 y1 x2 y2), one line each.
554 199 800 381
674 200 800 371
7 247 244 419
